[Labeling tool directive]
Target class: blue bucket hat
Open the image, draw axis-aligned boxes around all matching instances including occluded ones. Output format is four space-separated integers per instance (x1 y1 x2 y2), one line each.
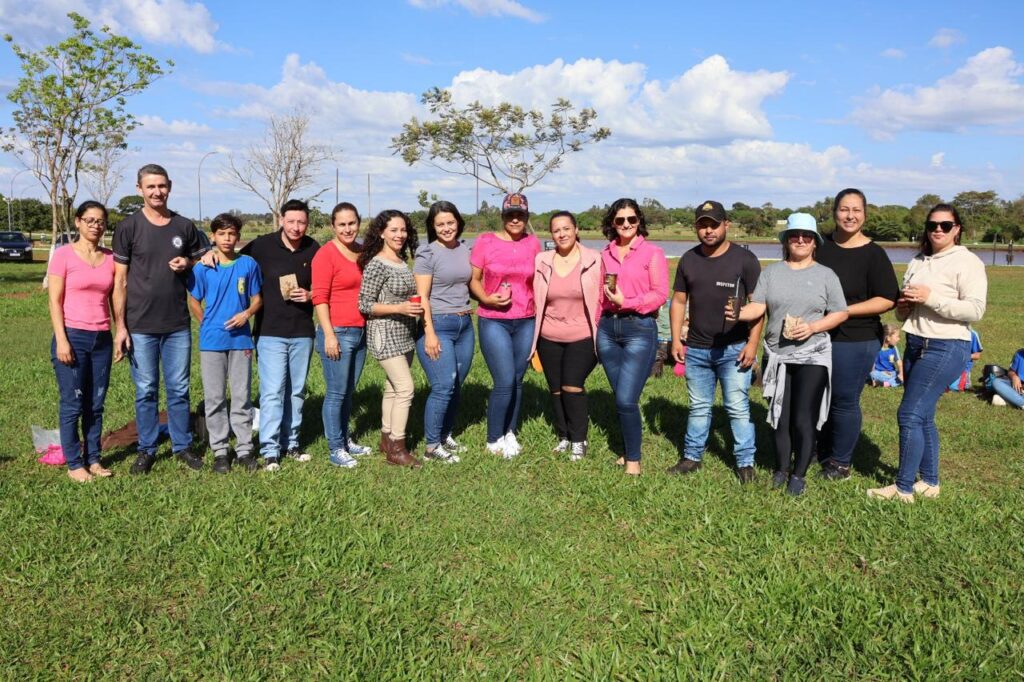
778 212 823 245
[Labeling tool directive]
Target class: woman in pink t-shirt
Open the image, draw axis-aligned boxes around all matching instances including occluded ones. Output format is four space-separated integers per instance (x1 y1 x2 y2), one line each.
469 193 542 458
597 198 669 475
530 211 603 461
47 200 116 482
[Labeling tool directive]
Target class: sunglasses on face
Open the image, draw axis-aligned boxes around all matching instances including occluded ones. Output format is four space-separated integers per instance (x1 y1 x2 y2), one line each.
787 231 816 243
925 220 956 233
613 216 639 227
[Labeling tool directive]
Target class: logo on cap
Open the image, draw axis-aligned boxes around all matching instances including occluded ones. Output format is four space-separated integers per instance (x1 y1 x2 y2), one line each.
702 202 713 211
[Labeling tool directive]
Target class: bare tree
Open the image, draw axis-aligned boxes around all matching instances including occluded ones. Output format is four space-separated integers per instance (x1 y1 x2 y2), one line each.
81 141 130 209
226 111 334 224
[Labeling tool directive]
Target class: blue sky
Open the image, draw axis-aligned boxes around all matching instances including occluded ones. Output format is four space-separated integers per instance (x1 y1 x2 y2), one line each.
1 0 1023 218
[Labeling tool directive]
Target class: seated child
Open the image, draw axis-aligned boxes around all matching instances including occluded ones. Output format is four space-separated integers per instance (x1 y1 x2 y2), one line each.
870 324 903 387
948 326 982 391
986 349 1024 409
187 213 263 473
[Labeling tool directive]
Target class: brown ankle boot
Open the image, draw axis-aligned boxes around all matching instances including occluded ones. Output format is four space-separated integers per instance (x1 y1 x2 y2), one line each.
385 436 421 468
379 431 392 456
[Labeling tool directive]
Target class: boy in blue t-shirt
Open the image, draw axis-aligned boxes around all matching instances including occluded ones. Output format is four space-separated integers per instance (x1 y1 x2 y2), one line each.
987 348 1024 409
188 213 263 473
948 327 983 392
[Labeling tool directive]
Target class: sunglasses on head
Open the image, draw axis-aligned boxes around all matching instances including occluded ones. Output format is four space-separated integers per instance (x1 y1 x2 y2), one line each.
613 216 639 227
787 231 816 243
925 220 956 233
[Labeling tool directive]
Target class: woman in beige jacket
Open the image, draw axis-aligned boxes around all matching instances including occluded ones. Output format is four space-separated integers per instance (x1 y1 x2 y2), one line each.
868 203 987 502
530 211 604 460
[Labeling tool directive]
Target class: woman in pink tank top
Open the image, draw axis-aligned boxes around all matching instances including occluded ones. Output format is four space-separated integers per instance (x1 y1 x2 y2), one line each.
529 211 603 461
47 201 117 482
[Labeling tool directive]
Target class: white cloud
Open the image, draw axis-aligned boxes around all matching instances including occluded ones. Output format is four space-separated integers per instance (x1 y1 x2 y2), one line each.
929 28 965 49
409 0 544 22
931 152 945 168
0 0 225 53
135 115 212 137
880 48 905 59
447 56 790 145
851 47 1024 139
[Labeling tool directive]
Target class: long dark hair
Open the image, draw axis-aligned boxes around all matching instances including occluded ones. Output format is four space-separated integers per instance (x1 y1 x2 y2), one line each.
331 201 360 225
425 200 465 243
75 200 108 221
920 203 963 256
601 198 648 241
358 209 418 269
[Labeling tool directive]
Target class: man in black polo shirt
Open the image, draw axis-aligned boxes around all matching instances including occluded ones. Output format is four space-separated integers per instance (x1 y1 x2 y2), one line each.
113 163 206 474
241 199 319 470
666 200 763 483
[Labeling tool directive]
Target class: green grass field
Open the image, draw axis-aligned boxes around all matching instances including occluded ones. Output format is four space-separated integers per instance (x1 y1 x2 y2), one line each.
1 262 1022 679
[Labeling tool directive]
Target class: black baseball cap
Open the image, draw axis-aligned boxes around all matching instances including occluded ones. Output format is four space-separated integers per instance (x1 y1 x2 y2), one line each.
695 200 728 224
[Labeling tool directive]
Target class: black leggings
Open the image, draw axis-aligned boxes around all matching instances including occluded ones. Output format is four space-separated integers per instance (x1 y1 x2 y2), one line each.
775 364 828 478
536 336 598 442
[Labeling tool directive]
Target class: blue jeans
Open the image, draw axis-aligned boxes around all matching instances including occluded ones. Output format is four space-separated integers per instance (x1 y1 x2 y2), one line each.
478 317 535 443
315 326 366 453
820 338 880 467
987 376 1024 409
416 313 475 446
896 334 970 493
870 369 900 386
683 341 756 467
256 335 313 459
51 329 113 470
128 329 192 455
597 315 658 462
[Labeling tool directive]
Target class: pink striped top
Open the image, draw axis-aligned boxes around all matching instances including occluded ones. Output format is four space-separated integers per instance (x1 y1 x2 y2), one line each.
600 235 669 314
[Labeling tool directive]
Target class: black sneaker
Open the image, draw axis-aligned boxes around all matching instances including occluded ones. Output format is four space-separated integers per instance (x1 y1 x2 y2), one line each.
176 448 204 471
771 470 788 489
787 475 806 496
236 455 259 473
819 460 851 481
130 452 155 475
212 456 231 474
666 458 702 475
737 466 756 484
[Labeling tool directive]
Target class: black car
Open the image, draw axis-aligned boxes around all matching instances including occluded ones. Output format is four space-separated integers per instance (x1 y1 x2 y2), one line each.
0 231 34 262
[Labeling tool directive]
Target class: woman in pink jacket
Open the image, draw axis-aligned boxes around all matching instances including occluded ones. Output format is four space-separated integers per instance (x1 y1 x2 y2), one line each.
530 211 604 461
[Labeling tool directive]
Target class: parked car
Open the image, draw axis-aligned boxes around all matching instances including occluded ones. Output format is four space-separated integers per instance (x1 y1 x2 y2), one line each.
0 231 34 262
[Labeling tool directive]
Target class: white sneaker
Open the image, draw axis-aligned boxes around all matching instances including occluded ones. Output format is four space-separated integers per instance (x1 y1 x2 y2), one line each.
264 458 280 472
569 441 587 462
443 435 467 453
486 437 506 456
424 443 460 464
284 448 312 463
503 432 521 458
991 394 1007 407
346 438 372 456
552 438 570 453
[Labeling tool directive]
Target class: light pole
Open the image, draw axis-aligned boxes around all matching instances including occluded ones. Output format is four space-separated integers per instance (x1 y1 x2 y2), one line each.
7 168 30 232
197 151 218 227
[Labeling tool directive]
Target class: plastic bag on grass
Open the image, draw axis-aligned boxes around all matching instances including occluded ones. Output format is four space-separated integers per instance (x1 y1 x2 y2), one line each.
32 425 65 466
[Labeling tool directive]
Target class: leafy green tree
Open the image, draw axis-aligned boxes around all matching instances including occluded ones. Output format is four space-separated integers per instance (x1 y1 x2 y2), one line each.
3 13 170 241
116 195 145 215
392 87 611 194
417 190 439 209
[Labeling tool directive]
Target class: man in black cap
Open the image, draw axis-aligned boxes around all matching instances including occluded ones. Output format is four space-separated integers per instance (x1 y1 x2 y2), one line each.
667 200 763 482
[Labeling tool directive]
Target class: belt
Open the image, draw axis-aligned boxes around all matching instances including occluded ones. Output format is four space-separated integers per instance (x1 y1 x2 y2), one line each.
605 311 656 319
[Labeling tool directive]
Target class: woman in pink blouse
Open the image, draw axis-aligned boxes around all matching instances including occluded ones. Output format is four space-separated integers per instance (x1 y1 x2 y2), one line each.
469 192 542 458
598 198 669 475
47 201 117 482
530 211 603 461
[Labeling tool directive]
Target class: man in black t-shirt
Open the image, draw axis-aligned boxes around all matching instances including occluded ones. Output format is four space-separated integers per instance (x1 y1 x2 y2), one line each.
666 201 764 483
239 199 319 470
113 164 206 475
